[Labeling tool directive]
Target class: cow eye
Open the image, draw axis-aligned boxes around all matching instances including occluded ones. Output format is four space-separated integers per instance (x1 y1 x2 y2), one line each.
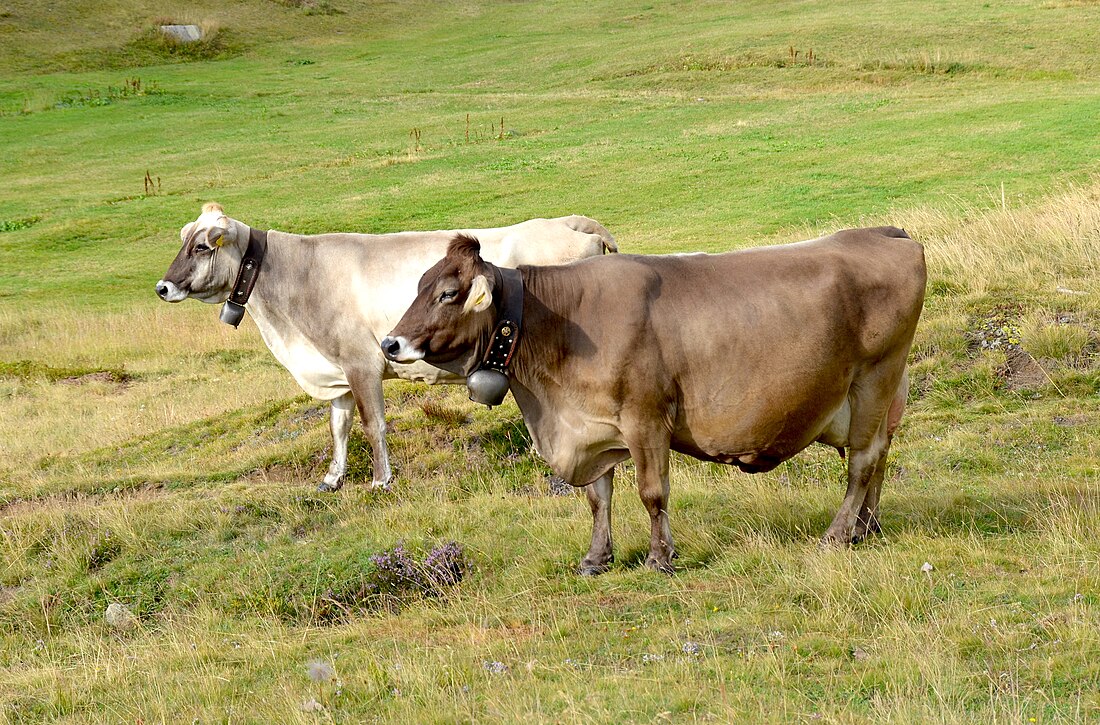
439 289 458 303
194 242 211 253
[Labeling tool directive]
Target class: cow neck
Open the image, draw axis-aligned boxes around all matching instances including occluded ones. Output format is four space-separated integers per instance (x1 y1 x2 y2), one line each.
504 266 576 394
219 227 268 328
473 265 524 376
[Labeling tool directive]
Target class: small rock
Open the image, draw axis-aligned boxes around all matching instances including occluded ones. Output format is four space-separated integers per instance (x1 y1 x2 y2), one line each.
920 561 934 573
159 24 202 43
681 641 701 656
299 697 324 713
851 646 870 662
104 602 136 630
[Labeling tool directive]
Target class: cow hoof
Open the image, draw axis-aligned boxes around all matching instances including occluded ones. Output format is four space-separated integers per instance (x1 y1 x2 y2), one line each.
645 556 675 575
317 480 343 493
577 563 610 576
853 519 881 540
578 553 613 576
369 479 393 493
817 533 851 550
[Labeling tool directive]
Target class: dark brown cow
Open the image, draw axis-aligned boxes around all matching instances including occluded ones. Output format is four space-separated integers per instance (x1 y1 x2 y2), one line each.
382 228 926 573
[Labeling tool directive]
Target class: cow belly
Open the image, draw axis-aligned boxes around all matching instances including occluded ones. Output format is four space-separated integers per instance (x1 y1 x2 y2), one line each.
672 391 852 470
254 323 350 401
278 341 350 400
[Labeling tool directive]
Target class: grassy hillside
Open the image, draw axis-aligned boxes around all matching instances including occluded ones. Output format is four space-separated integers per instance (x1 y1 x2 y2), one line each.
1 1 1098 722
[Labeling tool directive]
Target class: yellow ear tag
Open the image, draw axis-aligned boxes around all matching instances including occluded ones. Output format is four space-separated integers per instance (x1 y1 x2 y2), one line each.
211 233 224 247
474 292 487 307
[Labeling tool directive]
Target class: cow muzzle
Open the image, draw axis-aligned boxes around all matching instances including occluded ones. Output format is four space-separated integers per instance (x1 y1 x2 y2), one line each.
380 336 425 363
155 279 188 303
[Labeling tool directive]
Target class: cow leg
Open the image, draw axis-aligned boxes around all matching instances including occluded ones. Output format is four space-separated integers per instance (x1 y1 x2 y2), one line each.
318 392 355 493
822 364 906 545
578 470 615 576
852 451 888 541
822 436 886 546
631 443 676 574
853 370 908 540
348 369 393 491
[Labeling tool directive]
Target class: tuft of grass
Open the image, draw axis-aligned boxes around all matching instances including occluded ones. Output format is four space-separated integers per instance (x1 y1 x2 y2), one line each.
905 184 1100 297
0 360 131 384
858 48 982 76
419 400 468 428
1020 313 1095 365
123 24 237 64
51 77 161 110
0 217 40 233
271 0 344 16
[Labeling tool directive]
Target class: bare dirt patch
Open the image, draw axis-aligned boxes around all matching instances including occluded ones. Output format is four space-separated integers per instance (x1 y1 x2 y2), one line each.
0 585 20 605
58 370 130 386
998 350 1050 391
1053 414 1091 427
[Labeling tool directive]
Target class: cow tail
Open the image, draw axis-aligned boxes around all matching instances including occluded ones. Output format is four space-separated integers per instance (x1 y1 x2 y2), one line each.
565 215 618 254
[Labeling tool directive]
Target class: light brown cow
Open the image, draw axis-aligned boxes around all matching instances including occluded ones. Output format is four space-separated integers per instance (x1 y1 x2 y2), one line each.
382 228 926 573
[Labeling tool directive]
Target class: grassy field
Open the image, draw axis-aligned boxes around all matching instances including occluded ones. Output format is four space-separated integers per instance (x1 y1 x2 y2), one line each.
1 0 1099 721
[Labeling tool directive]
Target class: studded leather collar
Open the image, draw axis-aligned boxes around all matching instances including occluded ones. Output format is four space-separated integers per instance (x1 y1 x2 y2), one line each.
220 227 268 328
474 266 524 375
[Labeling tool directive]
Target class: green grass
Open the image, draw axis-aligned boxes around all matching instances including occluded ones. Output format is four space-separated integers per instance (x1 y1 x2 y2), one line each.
1 1 1099 722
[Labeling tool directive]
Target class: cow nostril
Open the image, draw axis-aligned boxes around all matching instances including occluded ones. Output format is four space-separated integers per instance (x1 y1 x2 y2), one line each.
382 337 401 356
155 283 168 299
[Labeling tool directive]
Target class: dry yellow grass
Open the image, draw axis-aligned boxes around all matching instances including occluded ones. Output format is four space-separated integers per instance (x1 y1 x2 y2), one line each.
911 183 1100 298
2 170 1099 725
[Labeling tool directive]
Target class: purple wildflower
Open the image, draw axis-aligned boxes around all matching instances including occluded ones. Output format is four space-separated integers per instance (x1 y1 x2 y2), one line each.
369 543 420 595
422 541 467 594
367 541 468 598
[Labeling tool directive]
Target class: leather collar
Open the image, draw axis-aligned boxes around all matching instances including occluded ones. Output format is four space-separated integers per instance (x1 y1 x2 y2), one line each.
474 266 524 375
220 227 268 328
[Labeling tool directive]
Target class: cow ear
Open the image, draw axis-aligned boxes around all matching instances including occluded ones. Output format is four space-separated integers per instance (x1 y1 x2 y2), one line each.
206 225 230 247
463 274 494 314
180 222 197 243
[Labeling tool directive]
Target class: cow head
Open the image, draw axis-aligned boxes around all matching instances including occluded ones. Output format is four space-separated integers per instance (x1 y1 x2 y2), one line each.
381 234 498 375
155 202 248 304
